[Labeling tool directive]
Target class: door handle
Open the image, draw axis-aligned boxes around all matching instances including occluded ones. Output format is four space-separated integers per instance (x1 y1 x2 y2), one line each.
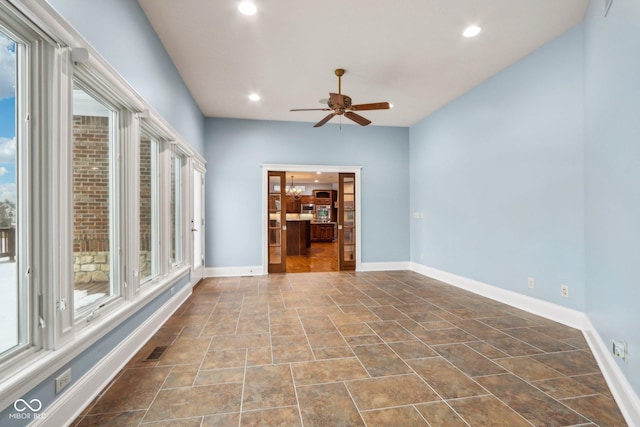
191 228 198 232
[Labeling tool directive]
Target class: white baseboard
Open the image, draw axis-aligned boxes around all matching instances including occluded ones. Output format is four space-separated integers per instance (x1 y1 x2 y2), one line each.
410 262 640 426
582 318 640 426
205 263 411 276
410 263 585 329
360 261 411 272
34 285 192 427
205 266 264 277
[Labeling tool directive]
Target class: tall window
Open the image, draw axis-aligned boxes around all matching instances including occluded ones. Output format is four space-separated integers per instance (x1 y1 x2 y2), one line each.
72 84 120 315
170 148 182 266
139 132 159 282
0 30 22 357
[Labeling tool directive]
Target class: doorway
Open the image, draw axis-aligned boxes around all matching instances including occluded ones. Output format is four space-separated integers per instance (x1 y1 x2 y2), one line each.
263 164 361 274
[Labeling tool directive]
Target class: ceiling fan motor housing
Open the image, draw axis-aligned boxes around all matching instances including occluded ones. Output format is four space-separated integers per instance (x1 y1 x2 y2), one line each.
328 95 352 111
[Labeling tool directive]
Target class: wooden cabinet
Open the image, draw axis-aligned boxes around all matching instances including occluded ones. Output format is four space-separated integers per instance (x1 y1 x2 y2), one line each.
286 220 310 255
311 223 336 242
301 195 314 204
313 190 336 206
285 197 301 213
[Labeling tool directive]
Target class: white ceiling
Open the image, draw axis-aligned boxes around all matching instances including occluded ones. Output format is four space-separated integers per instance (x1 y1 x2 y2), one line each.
138 0 587 128
285 171 338 186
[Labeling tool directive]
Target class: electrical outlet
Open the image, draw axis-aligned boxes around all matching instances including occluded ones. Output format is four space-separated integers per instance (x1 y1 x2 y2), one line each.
612 340 627 362
55 369 71 394
560 285 569 298
527 277 535 289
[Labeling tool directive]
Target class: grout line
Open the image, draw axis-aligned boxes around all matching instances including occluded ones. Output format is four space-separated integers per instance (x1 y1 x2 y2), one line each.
289 363 306 427
237 348 249 427
341 380 368 426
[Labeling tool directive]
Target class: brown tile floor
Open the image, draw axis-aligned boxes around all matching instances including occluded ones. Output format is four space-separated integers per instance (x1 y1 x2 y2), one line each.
72 271 628 426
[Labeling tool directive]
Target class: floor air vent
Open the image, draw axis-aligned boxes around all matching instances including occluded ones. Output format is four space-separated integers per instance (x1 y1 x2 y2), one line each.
146 346 168 361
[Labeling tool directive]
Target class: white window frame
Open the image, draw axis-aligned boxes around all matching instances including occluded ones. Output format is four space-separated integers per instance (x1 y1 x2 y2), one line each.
70 79 124 321
169 145 185 268
138 125 162 286
0 14 35 366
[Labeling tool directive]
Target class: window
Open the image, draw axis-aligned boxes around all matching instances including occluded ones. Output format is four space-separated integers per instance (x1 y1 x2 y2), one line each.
0 29 23 359
0 1 205 409
72 83 120 316
170 147 183 266
139 131 159 282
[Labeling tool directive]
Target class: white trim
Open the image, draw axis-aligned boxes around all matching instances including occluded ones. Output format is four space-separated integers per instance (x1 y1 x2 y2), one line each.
32 284 192 427
360 261 411 272
260 164 363 273
410 263 640 426
410 263 585 328
582 318 640 426
205 266 264 277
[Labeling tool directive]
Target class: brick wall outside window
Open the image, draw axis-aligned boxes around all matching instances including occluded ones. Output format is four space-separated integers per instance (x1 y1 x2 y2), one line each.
139 136 153 279
72 115 111 286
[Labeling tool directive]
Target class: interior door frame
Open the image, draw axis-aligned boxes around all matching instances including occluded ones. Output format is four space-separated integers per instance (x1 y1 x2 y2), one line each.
267 171 287 273
190 161 206 286
261 163 362 274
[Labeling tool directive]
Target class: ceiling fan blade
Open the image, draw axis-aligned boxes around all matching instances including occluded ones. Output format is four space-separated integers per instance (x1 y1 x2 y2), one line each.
344 111 371 126
313 113 336 127
290 108 332 111
350 102 390 111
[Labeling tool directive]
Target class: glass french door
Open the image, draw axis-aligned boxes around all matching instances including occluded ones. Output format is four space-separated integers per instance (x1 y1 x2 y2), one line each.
268 171 287 273
338 173 356 271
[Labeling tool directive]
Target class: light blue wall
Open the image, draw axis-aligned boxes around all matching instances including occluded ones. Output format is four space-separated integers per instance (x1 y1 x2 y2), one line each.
204 118 410 268
47 0 205 155
409 25 586 310
584 0 640 394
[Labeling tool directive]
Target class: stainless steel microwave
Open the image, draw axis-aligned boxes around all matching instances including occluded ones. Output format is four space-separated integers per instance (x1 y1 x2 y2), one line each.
301 203 315 213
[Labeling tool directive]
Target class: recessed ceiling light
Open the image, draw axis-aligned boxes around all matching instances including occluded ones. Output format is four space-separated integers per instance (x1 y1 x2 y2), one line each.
316 171 322 175
238 1 257 16
463 25 482 38
248 93 261 101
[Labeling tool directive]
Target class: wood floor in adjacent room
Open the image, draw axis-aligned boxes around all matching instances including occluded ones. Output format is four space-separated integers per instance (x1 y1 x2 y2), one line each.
72 271 627 426
286 241 338 273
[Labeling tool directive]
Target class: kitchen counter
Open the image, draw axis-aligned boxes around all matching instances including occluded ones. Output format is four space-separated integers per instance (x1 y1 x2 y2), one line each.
286 220 310 256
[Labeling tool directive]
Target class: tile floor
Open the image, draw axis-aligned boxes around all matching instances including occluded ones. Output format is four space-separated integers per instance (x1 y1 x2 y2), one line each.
72 271 628 426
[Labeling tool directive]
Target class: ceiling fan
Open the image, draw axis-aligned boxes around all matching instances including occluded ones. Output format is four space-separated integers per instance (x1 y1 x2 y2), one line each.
290 68 390 127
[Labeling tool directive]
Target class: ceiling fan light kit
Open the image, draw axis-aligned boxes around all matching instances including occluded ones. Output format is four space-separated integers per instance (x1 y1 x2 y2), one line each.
290 68 390 127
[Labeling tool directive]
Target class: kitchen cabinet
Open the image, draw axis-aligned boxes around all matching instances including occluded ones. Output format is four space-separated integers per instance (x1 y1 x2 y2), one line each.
286 197 301 213
311 223 336 242
313 189 336 206
301 195 314 204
